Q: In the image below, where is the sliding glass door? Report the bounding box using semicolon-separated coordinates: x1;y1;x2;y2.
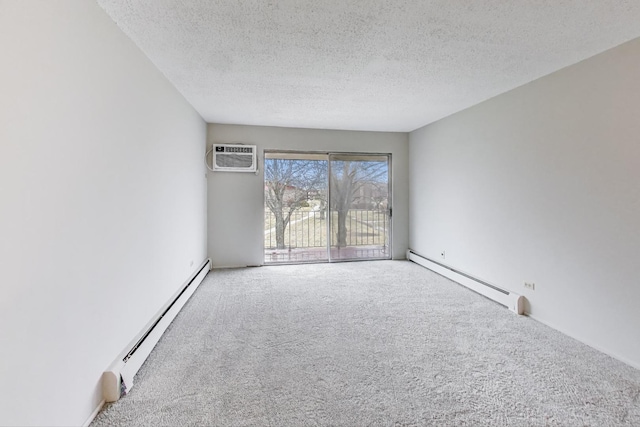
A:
264;152;391;264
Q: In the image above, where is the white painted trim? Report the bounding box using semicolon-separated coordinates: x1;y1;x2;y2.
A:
407;249;524;315
103;258;211;402
211;264;251;269
82;399;105;427
526;313;640;371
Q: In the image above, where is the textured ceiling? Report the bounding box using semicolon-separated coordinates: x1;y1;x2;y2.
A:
97;1;640;132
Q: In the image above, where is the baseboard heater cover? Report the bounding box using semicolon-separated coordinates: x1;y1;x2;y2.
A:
102;258;211;402
406;250;524;315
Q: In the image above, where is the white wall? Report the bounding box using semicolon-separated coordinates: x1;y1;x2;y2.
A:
208;124;409;267
0;2;207;425
409;38;640;368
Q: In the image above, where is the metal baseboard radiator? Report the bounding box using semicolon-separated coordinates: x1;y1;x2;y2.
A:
406;250;524;315
102;258;211;402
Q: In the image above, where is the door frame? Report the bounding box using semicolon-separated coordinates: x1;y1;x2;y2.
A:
327;152;392;262
263;150;392;264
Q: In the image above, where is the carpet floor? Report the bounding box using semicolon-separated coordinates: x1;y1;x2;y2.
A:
92;260;640;426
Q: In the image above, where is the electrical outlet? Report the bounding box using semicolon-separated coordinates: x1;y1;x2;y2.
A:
524;282;535;291
440;250;446;259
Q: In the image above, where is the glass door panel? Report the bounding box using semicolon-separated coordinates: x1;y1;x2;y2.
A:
328;154;391;261
264;152;328;263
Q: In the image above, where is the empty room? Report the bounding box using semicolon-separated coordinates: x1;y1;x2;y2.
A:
1;1;640;426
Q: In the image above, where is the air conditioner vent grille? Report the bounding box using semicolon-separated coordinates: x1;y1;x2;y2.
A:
215;153;253;169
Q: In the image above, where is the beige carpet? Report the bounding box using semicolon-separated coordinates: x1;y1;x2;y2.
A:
92;260;640;426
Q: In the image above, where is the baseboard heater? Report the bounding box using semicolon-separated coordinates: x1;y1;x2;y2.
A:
406;250;524;315
102;258;211;402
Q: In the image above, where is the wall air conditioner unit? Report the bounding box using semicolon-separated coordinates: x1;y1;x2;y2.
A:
212;144;257;172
